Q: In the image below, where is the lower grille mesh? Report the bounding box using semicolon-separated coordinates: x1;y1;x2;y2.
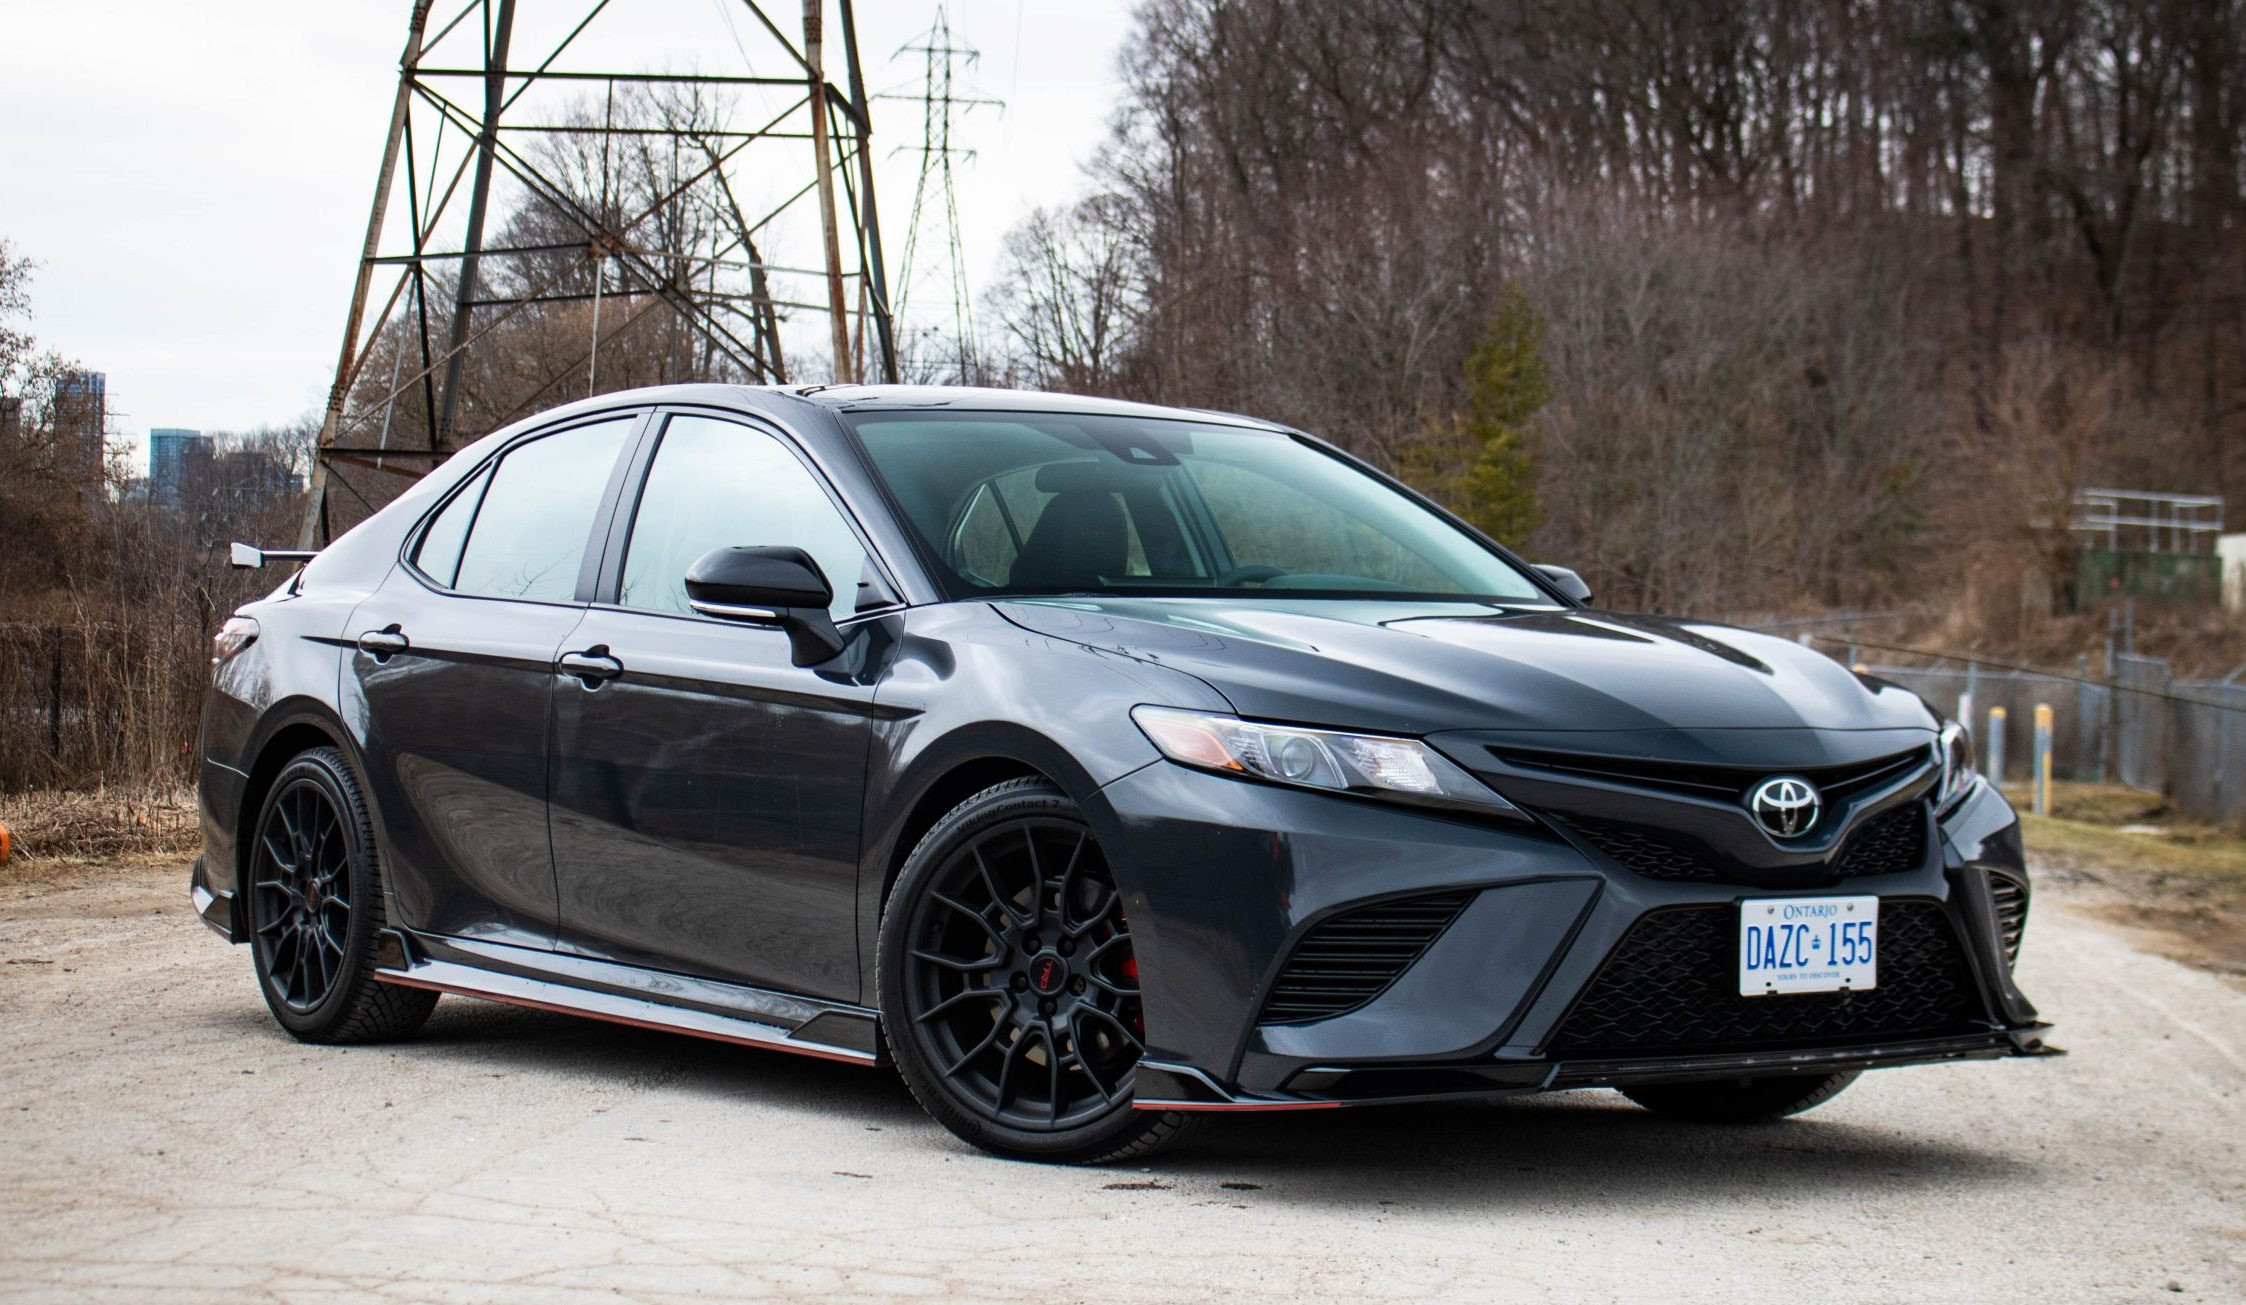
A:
1989;875;2028;966
1548;900;1986;1058
1258;892;1473;1025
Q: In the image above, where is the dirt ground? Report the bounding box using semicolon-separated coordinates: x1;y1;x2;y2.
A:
1;858;2241;1303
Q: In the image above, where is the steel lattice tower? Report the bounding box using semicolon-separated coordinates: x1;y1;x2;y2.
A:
300;0;898;545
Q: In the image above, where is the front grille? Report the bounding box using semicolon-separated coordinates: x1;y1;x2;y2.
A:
1258;892;1473;1025
1548;814;1721;881
1551;801;1929;883
1495;746;1929;805
1829;804;1928;878
1990;874;2028;966
1547;900;1986;1058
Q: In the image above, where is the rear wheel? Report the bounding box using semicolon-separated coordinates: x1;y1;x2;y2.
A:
1621;1070;1859;1123
877;778;1193;1163
247;746;437;1043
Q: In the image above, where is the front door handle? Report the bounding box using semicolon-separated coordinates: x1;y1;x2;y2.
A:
356;625;409;661
557;646;624;685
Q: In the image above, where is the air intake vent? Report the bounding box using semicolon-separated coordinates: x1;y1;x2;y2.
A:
1257;892;1473;1025
1989;874;2028;966
1547;900;1986;1058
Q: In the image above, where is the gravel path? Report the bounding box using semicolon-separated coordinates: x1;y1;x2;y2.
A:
1;861;2240;1303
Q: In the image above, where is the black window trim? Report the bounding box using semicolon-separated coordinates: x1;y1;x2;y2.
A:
589;404;909;629
398;406;655;608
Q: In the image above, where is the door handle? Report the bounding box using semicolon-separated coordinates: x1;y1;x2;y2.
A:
558;647;624;685
356;626;409;661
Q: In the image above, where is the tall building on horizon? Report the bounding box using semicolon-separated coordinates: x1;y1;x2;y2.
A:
149;427;211;507
53;370;107;487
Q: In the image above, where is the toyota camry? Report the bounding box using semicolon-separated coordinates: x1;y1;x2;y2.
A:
195;384;2054;1162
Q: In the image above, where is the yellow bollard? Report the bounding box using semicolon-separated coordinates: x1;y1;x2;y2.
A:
1986;706;2008;784
2032;703;2054;815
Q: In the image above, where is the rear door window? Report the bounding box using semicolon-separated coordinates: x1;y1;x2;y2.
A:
443;416;636;601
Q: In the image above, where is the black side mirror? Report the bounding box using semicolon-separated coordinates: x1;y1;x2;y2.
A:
1533;563;1593;605
684;546;846;665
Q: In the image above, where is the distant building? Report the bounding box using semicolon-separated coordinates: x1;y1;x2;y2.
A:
52;370;107;486
148;428;211;507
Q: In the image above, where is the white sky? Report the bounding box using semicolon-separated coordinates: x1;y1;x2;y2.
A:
0;0;1134;464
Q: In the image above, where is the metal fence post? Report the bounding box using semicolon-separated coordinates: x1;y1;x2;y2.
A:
2033;703;2054;816
1986;706;2007;784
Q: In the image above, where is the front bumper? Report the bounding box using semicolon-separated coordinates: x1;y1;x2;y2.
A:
1087;763;2053;1109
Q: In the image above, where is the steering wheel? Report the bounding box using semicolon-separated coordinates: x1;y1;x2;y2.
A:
1212;564;1287;587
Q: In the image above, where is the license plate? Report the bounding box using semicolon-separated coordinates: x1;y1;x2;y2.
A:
1739;896;1878;996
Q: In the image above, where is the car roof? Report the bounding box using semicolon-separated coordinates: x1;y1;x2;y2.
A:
460;383;1288;448
775;383;1283;431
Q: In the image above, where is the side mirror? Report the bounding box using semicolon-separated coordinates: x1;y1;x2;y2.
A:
1533;563;1593;605
684;546;846;665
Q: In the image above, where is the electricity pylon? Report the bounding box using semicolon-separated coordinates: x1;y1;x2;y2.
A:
300;0;898;545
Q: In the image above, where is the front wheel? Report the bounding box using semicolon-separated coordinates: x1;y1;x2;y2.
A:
1621;1070;1859;1123
876;778;1194;1163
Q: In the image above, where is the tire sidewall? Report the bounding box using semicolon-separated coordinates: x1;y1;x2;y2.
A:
876;778;1163;1161
249;747;383;1037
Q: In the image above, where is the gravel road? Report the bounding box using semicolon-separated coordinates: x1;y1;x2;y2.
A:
1;860;2240;1303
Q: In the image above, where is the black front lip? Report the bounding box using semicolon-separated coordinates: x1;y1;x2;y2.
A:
1136;1027;2061;1111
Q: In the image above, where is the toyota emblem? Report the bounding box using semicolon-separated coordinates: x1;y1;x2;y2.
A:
1748;776;1821;838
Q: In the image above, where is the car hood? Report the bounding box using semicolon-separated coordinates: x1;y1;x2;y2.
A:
992;597;1935;739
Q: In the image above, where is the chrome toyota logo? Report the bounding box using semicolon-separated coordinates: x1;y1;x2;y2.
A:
1748;776;1821;838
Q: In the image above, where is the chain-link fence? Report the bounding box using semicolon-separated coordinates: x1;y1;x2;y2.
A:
1864;654;2246;826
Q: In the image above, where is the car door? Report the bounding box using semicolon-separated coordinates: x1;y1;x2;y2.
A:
548;410;897;1001
345;411;644;945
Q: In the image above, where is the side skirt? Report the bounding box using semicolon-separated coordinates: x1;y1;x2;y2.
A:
371;929;881;1067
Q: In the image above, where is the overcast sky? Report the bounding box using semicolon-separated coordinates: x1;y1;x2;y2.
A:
0;1;1133;463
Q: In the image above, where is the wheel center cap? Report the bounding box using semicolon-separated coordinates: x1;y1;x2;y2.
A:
1027;951;1066;997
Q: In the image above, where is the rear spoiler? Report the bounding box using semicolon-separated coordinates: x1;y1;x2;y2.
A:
229;542;320;570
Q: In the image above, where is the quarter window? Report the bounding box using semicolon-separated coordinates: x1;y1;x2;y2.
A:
443;416;636;601
411;466;490;589
618;414;872;621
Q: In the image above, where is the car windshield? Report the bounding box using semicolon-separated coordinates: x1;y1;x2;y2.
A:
844;411;1549;603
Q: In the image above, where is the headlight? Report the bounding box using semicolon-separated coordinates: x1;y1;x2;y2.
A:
1937;719;1977;809
1131;706;1523;818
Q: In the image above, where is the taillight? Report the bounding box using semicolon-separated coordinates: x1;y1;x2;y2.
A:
212;616;260;670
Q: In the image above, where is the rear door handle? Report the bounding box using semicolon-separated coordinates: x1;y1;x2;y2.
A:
557;647;624;685
356;626;409;661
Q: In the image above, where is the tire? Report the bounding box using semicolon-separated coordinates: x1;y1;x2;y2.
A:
876;777;1196;1164
245;746;437;1044
1621;1070;1860;1123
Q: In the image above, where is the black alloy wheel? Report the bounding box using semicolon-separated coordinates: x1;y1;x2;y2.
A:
247;747;438;1042
251;775;353;1011
879;778;1193;1162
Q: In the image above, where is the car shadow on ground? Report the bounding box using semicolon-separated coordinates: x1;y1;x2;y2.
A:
225;994;2036;1211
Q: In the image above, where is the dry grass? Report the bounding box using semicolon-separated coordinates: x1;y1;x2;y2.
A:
2008;781;2246;978
0;785;198;869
